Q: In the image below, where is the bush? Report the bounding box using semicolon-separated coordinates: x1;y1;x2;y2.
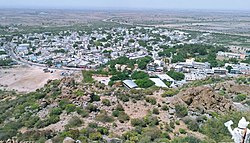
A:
97;127;109;135
65;104;76;114
175;120;180;125
179;128;187;134
76;107;89;118
50;107;62;116
59;99;70;110
96;111;114;123
145;97;157;105
118;112;130;123
234;94;247;102
131;118;146;127
66;116;83;128
61;129;80;140
141;127;161;141
162;89;178;97
116;104;124;111
90;94;100;102
170;121;175;129
152;108;159;115
175;104;188;117
183;117;199;131
161;105;169;111
74;90;84;96
112;110;120;117
89;132;102;141
102;99;111;106
118;94;130;102
47;115;60;125
144;115;159;126
86;103;98;112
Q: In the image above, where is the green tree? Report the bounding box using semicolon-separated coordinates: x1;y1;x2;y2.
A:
226;66;233;73
167;70;185;81
131;71;149;80
135;79;154;88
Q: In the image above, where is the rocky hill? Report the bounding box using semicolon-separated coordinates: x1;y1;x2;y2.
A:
0;76;249;143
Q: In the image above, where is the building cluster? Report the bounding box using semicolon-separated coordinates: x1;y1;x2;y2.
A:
3;26;194;69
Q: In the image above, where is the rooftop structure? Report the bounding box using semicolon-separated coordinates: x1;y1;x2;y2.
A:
123;80;138;89
149;78;168;88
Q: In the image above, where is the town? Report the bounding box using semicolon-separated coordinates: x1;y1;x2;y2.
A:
0;26;249;89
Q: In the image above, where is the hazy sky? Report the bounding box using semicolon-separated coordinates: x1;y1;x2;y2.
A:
0;0;249;10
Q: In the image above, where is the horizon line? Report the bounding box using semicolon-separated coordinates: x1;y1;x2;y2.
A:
0;6;250;12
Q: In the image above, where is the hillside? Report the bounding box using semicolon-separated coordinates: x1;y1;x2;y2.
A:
0;74;249;143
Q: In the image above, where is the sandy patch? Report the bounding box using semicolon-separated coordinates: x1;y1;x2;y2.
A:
0;66;63;92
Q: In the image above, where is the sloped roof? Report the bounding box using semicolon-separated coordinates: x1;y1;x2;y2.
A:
149;78;168;88
123;80;138;89
157;74;175;82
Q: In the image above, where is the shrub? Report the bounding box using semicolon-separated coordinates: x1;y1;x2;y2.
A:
245;100;250;106
74;90;84;96
118;112;130;123
141;127;161;141
170;121;175;129
89;132;102;141
47;115;60;125
179;128;187;134
90;94;100;102
66;116;83;128
86;103;98;113
234;94;247;102
61;129;80;140
116;104;124;111
183;117;199;131
59;99;70;110
161;105;169;111
162;89;178;97
131;118;146;127
112;110;120;117
175;104;188;117
145;97;157;105
97;127;109;135
144;115;159;126
118;94;130;102
152;108;159;115
65;104;76;114
96;111;114;123
50;107;62;116
175;120;180;125
102;99;111;106
76;107;89;118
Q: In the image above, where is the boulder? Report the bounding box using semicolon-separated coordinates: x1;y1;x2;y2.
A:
63;137;75;143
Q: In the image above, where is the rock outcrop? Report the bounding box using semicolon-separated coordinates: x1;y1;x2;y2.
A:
172;86;235;114
63;137;75;143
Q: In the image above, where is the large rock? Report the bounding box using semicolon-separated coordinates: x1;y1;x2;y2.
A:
172;86;235;114
63;137;75;143
45;139;53;143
